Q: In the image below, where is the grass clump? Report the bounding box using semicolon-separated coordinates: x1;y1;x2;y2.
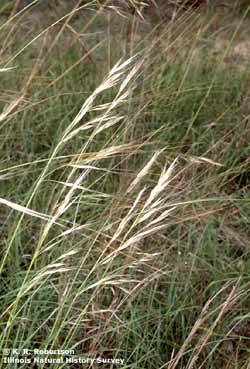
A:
0;1;250;368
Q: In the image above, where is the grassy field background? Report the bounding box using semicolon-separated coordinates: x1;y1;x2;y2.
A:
0;1;250;368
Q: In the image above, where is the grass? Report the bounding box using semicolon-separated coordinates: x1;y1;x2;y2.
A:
0;1;250;368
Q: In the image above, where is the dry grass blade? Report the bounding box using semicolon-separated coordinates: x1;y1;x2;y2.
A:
0;67;16;72
145;206;176;227
103;223;168;258
127;149;164;192
0;93;25;123
0;51;40;124
23;265;73;295
186;284;242;369
189;156;224;166
144;158;178;209
109;187;146;245
167;282;241;369
0;197;53;222
62;115;124;143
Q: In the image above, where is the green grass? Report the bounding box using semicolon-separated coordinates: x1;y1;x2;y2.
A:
0;2;250;369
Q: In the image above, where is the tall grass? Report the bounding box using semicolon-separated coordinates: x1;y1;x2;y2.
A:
0;1;250;368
